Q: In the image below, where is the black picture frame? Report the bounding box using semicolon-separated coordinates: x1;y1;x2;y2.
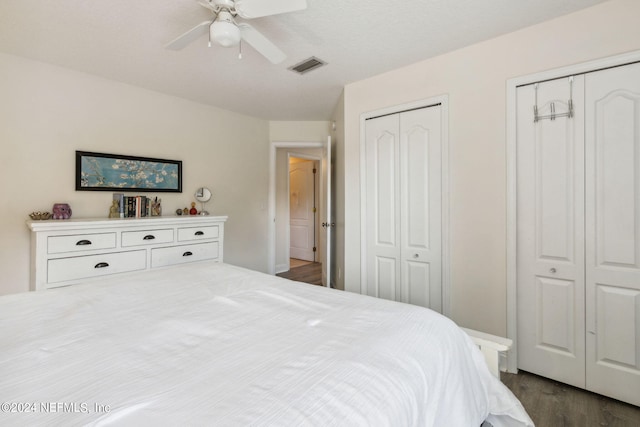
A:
75;151;182;193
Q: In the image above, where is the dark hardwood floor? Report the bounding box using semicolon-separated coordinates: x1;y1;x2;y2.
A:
502;370;640;426
276;262;323;286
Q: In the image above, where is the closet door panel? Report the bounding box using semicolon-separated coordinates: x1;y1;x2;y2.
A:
365;114;401;299
595;93;638;267
404;261;430;307
375;256;398;301
516;76;586;388
400;106;442;311
585;62;640;406
537;120;577;262
594;285;639;367
536;277;578;355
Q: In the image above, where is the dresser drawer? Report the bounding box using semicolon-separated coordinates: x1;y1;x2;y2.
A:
48;233;117;254
122;229;174;247
47;250;146;285
151;242;219;268
177;225;219;242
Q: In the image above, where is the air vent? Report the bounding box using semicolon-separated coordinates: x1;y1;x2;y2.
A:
289;57;327;75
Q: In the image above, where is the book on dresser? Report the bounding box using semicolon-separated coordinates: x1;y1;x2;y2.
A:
27;215;227;291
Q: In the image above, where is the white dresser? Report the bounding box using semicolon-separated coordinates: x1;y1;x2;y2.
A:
27;215;227;290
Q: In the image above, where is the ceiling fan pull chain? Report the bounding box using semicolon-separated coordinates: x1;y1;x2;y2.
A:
238;40;243;59
208;22;212;47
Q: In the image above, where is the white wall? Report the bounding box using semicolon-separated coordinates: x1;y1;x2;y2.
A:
341;0;640;335
0;53;270;295
269;121;330;143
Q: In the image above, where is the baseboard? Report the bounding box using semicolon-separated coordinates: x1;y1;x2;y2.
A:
275;263;289;274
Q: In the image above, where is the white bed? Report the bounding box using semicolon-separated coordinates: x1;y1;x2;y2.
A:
0;262;532;426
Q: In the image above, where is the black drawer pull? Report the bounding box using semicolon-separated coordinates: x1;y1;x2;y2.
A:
143;235;156;240
182;251;193;257
76;239;92;246
94;262;109;269
194;231;204;236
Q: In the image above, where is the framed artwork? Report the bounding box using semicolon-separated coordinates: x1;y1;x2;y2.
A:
76;151;182;192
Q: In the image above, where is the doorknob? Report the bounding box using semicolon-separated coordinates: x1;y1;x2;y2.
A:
550;268;557;273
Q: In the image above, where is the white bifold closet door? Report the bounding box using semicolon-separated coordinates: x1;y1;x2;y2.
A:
517;62;640;406
364;105;442;312
516;75;587;389
584;64;640;405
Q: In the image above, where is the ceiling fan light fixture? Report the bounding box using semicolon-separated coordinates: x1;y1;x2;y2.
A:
210;12;241;47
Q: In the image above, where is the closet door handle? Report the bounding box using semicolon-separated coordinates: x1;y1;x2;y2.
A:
94;262;109;269
194;231;204;236
76;239;92;246
143;235;156;240
550;268;557;274
183;251;193;257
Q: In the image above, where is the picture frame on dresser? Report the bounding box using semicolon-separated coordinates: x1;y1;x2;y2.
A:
76;151;182;192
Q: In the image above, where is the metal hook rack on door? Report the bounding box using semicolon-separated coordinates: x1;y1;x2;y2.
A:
533;76;575;122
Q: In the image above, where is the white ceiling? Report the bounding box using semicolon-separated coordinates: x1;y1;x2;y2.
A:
0;0;607;120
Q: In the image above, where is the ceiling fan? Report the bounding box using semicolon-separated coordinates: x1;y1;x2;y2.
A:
166;0;307;64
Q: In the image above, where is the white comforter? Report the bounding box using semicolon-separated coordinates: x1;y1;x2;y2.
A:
0;262;532;426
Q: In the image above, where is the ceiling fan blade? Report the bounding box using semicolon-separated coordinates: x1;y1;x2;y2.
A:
235;0;307;19
197;0;217;12
238;23;286;64
165;21;212;50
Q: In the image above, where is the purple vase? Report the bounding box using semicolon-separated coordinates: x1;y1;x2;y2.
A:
52;203;72;220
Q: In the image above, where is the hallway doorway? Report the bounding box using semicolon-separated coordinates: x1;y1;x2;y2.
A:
268;140;333;288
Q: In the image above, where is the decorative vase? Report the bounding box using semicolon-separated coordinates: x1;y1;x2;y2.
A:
52;203;72;220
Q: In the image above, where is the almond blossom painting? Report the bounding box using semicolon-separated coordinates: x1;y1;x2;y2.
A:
76;151;182;192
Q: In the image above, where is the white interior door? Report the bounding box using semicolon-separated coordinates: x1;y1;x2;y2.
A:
321;136;332;287
364;105;442;310
289;159;315;261
584;62;640;406
516;76;587;388
365;113;400;300
400;107;442;311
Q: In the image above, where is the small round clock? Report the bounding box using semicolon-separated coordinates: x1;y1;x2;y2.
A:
195;187;212;215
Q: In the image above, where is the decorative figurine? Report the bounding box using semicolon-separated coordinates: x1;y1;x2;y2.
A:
183;207;189;215
151;198;162;216
189;202;198;215
176;208;183;216
52;203;72;220
108;200;119;218
28;211;51;220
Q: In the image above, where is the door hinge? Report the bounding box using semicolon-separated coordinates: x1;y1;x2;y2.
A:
313;247;317;252
313;168;317;174
313;207;316;213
